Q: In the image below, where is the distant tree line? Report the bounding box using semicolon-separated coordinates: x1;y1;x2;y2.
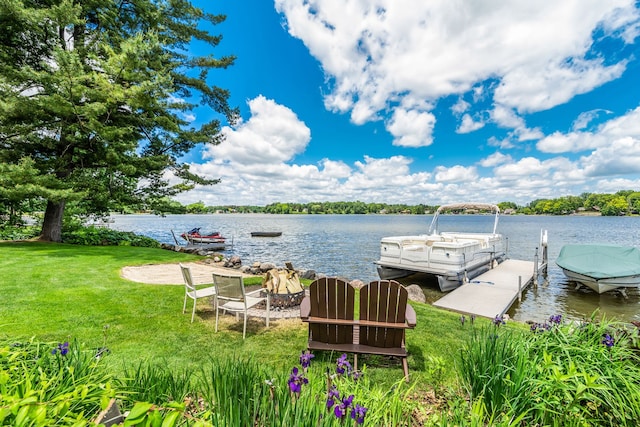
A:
3;190;640;227
137;189;639;216
517;190;640;216
128;199;434;215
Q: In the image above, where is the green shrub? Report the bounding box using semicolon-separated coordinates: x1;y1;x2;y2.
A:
121;362;195;406
118;352;414;426
457;324;530;418
455;314;640;426
0;225;40;241
0;339;114;425
62;226;160;248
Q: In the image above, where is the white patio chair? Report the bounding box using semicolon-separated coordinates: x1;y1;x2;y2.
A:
213;272;270;339
180;264;217;323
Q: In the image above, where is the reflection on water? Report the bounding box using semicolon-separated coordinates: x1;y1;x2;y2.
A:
512;268;640;324
111;213;640;323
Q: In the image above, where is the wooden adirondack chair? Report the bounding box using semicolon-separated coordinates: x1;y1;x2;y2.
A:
300;278;416;381
300;277;355;350
358;280;416;380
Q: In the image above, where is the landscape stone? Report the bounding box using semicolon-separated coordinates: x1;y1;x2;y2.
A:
259;262;276;272
406;284;426;303
300;269;316;280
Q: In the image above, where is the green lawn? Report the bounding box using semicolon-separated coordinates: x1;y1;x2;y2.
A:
0;241;486;390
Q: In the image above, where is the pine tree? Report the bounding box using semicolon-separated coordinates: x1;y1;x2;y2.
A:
0;0;238;241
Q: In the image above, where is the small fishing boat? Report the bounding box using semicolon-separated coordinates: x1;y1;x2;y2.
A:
180;228;226;244
376;203;507;291
250;231;282;237
556;244;640;295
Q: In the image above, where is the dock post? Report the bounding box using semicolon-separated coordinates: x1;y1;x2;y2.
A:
533;247;539;286
542;238;548;274
540;229;549;276
170;230;182;251
518;276;522;302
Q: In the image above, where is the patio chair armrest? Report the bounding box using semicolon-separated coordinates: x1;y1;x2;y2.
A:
405;304;417;328
299;296;310;320
245;288;266;298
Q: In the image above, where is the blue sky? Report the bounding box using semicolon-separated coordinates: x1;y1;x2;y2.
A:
175;0;640;206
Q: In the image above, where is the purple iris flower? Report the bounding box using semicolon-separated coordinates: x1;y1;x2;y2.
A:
326;385;340;410
531;322;552;333
336;353;352;375
333;394;354;419
300;350;314;370
287;367;308;395
351;403;368;424
493;315;506;327
602;333;615;348
52;342;69;356
549;314;562;325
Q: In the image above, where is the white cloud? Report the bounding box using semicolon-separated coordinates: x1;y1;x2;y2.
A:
472;86;485;103
595;178;640;193
275;0;637;143
457;113;485;134
491;105;523;129
538;106;640;153
451;98;470;115
434;165;478;183
537;131;588;153
601;4;640;43
479;152;512;168
490;105;543;141
493;157;548;180
494;59;626;113
172;1;640;208
487;136;516;150
572;109;611;131
386;108;436;147
204;95;311;164
180;99;445;205
353;155;412;177
581;137;640;176
319;159;352;179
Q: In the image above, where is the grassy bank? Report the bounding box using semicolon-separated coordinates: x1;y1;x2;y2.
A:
0;241;480;389
3;242;640;425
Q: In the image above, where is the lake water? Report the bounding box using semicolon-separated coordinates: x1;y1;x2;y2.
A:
110;213;640;324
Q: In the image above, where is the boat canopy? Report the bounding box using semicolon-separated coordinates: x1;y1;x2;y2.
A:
556;244;640;279
428;203;500;235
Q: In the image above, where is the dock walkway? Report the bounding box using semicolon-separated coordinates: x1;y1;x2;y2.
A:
432;259;536;319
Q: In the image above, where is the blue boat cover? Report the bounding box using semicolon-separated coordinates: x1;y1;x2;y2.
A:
556;244;640;279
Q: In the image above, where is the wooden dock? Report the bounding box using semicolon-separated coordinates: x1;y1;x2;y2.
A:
432;259;536;319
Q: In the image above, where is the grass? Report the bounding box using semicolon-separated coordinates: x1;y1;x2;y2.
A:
0;241;484;392
4;241;639;425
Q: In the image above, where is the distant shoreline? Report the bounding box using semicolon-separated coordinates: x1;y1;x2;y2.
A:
104;211;638;217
